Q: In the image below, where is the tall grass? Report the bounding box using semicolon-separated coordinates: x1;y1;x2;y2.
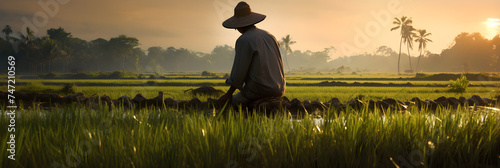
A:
1;105;499;167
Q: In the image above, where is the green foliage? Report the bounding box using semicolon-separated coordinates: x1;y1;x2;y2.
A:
2;73;498;167
201;71;216;76
16;82;80;95
109;71;125;79
60;83;77;94
66;73;95;79
17;82;57;93
41;72;57;79
1;107;498;167
138;74;146;79
447;74;470;93
415;73;427;78
335;65;351;73
6;72;498;102
146;80;157;86
5;25;500;73
148;73;166;79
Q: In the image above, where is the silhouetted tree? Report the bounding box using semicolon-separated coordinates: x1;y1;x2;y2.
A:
1;25;15;57
440;33;493;72
414;29;432;72
310;48;331;68
491;35;500;71
391;16;413;74
66;37;89;71
39;37;66;72
144;46;164;72
133;47;145;72
108;35;139;72
18;27;36;47
2;25;12;42
47;27;71;42
17;27;39;72
281;35;296;72
207;45;234;71
89;38;108;71
403;25;416;72
376;46;397;56
1;25;497;73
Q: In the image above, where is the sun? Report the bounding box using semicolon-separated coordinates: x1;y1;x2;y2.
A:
482;18;500;39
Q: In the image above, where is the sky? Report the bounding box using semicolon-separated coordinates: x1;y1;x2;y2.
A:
1;0;499;59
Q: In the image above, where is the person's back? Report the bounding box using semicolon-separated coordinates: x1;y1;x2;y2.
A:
229;28;285;100
231;27;285;101
218;1;286;105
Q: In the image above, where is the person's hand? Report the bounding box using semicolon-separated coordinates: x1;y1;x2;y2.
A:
219;86;236;106
218;93;232;105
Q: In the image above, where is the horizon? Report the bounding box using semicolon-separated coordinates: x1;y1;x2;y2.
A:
1;0;499;59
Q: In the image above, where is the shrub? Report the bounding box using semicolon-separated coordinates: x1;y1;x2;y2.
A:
146;81;157;86
149;72;167;79
18;82;55;93
60;83;77;94
415;73;426;78
70;73;94;79
20;75;40;79
184;85;224;96
109;71;125;79
44;72;57;79
201;71;216;76
448;74;470;93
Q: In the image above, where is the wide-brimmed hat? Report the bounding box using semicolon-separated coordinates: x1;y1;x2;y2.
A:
222;2;266;29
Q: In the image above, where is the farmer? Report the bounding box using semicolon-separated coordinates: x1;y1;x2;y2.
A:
218;1;286;106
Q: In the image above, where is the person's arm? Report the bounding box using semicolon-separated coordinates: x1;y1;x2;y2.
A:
218;86;236;105
225;37;253;89
218;37;253;105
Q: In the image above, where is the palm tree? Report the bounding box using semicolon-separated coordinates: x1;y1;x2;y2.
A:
403;25;416;72
281;35;296;72
18;27;36;47
2;25;12;42
414;29;432;72
391;16;413;74
18;27;39;72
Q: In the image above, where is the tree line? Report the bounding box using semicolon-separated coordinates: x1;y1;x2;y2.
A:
1;25;499;74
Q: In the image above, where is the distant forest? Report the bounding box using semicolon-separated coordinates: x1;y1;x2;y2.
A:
1;25;499;73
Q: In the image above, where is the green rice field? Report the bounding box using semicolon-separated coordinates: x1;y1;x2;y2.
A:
1;72;499;167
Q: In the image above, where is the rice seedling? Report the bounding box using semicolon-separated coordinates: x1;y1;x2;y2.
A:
1;104;498;167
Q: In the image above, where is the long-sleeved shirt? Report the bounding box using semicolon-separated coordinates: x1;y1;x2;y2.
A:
226;27;286;101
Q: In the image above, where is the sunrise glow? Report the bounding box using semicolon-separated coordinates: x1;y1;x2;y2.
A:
483;18;500;39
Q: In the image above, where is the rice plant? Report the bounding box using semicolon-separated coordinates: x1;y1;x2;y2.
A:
1;104;498;167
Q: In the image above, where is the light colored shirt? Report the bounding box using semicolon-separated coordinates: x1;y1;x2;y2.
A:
226;27;286;101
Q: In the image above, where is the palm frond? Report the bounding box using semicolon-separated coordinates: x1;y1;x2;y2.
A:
390;26;400;31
